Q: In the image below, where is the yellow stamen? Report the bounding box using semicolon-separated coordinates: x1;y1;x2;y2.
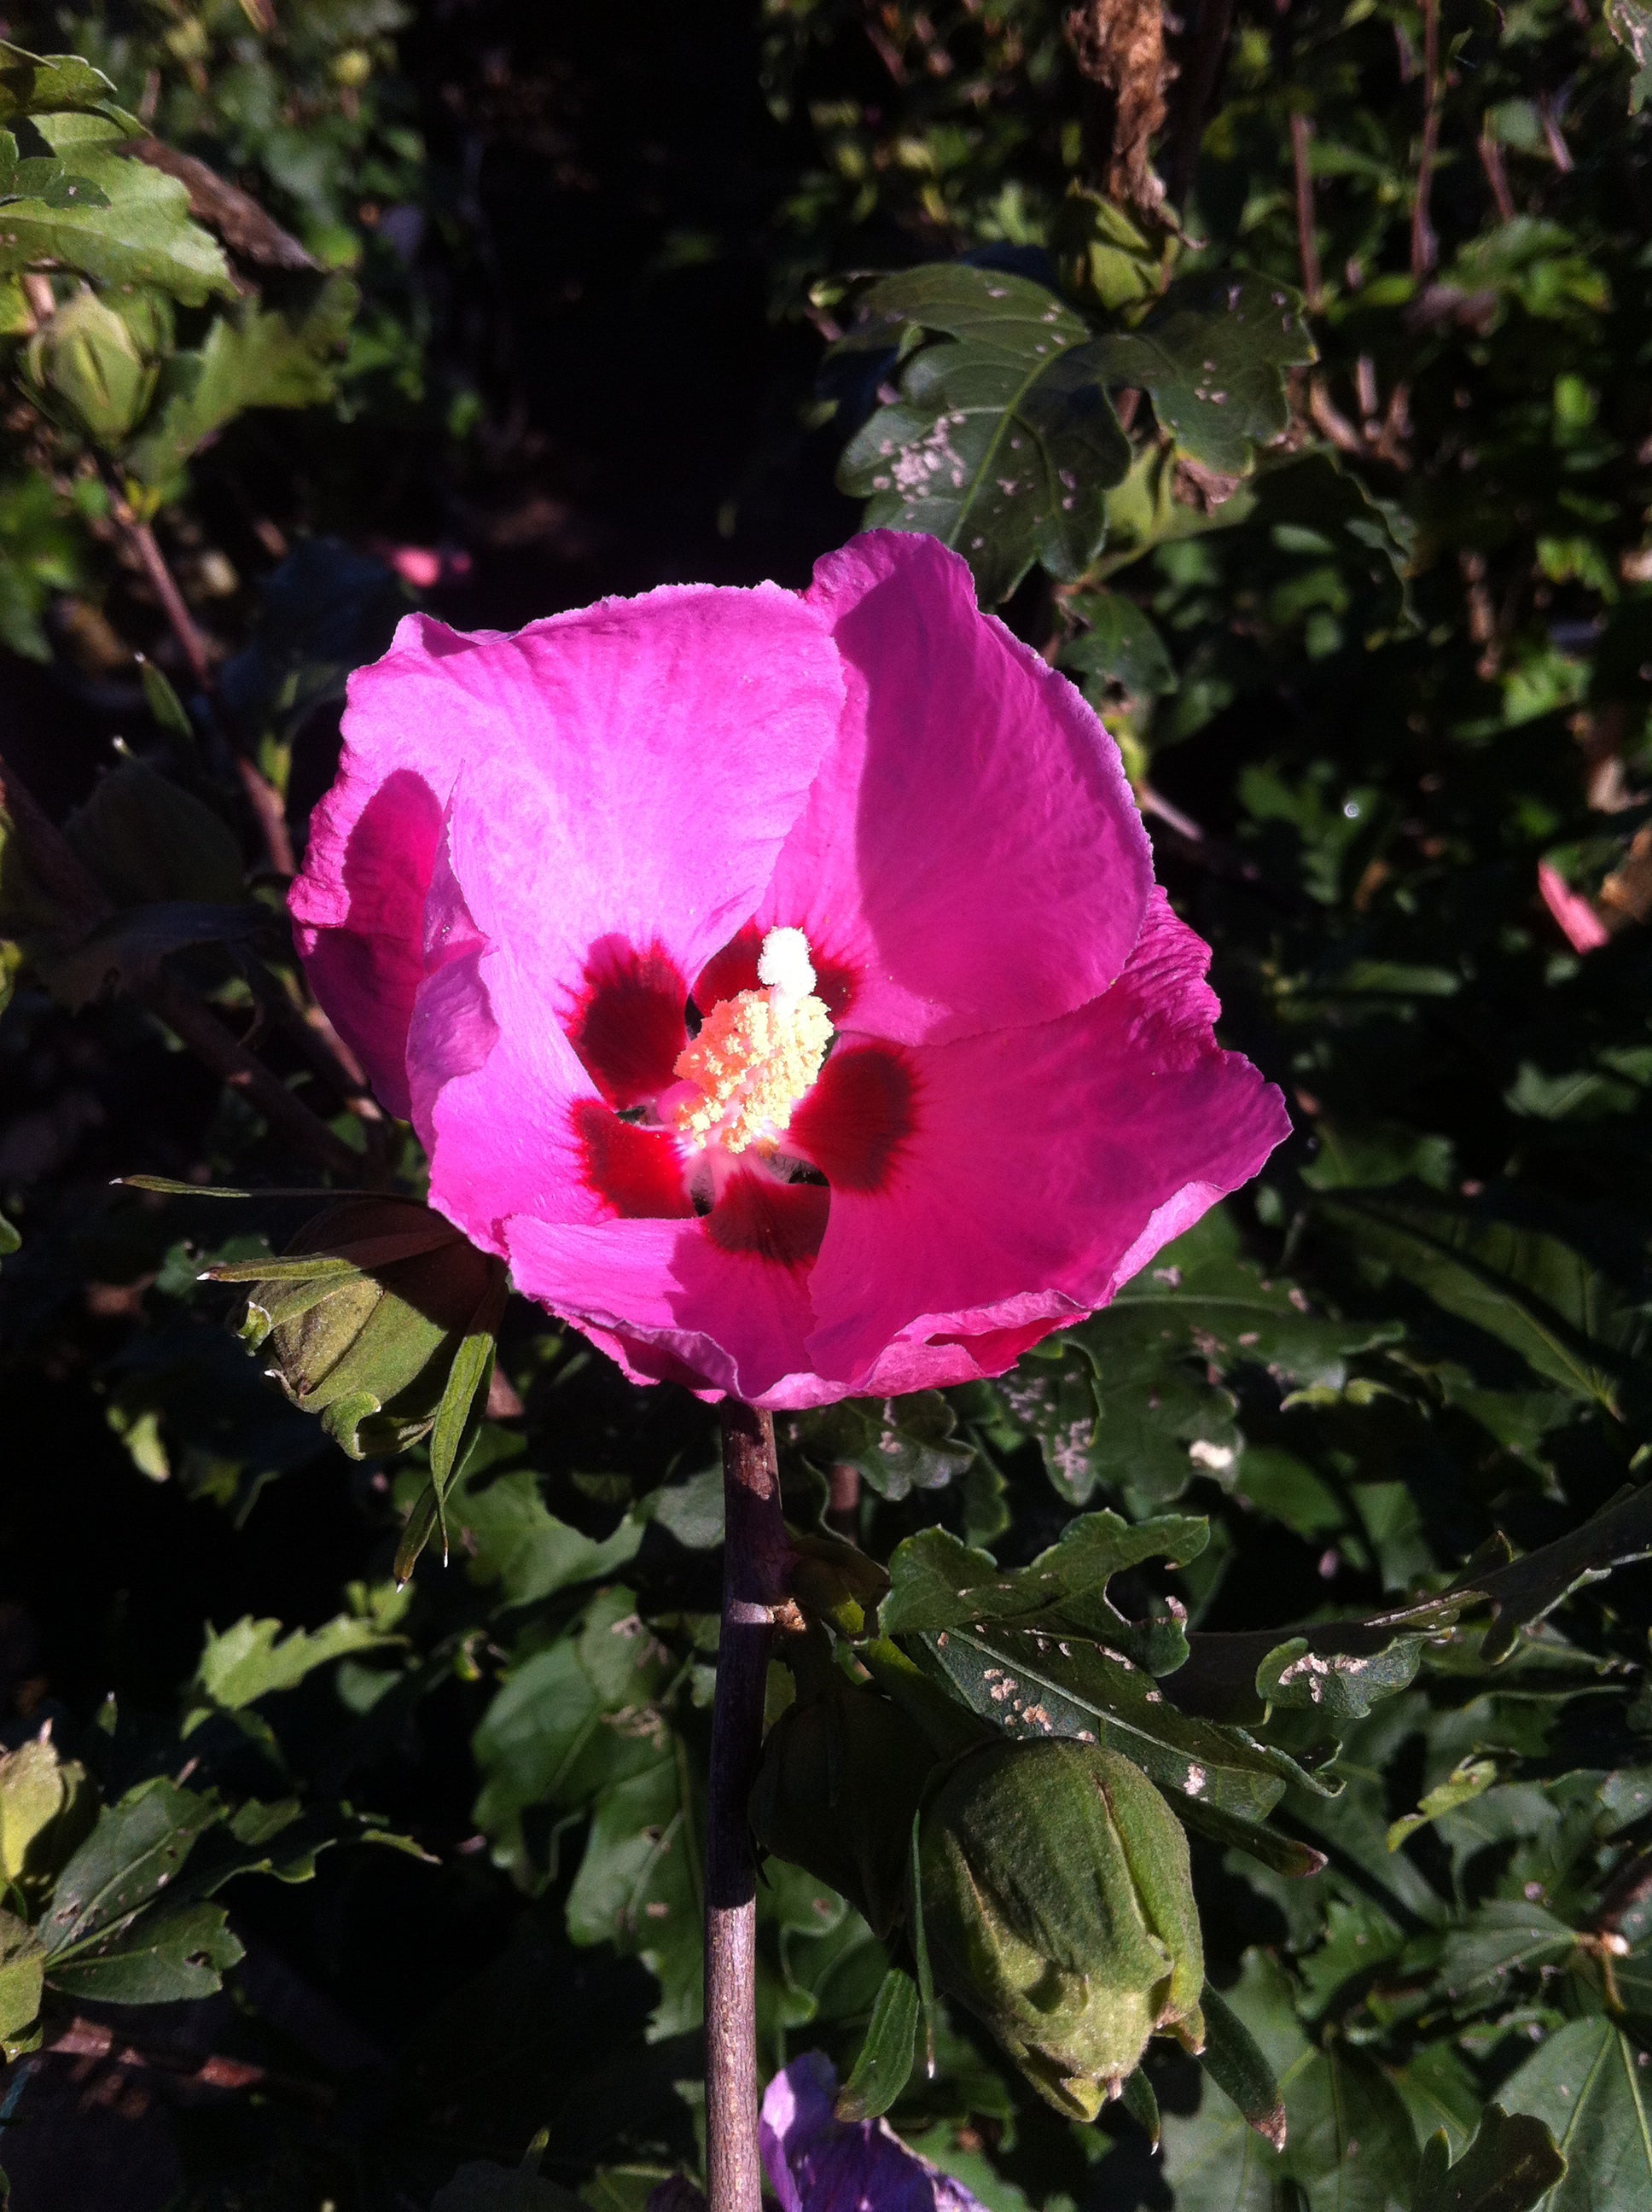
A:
669;929;832;1154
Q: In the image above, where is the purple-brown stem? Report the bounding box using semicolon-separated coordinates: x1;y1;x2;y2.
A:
1411;0;1441;278
706;1401;790;2212
111;492;297;879
1290;112;1323;309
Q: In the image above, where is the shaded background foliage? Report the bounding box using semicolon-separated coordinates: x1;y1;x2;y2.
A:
1;2;1651;2209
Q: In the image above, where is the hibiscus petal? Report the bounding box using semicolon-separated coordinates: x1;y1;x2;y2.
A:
802;891;1292;1391
760;2053;988;2212
291;585;843;1116
749;532;1155;1045
503;1203;823;1406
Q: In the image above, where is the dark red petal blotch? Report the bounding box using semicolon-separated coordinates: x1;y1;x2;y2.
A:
695;926;858;1024
567;937;689;1110
706;1168;829;1268
573;1101;694;1219
788;1041;917;1193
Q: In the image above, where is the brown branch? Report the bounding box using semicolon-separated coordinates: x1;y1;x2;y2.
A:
43;2014;332;2109
705;1403;791;2212
108;487;295;878
1411;0;1442;277
1479;129;1516;222
1290;112;1323;309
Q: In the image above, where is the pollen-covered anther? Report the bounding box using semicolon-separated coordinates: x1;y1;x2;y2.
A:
669;928;832;1154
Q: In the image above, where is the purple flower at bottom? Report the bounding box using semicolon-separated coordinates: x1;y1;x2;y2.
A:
760;2054;987;2212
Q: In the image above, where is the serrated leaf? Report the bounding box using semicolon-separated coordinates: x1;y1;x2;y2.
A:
1498;2017;1652;2212
791;1392;974;1502
45;1898;241;2003
1388;1759;1499;1851
565;1748;702;2035
190;1612;396;1713
0;43;126;122
125;275;358;489
1606;0;1652;112
1414;2105;1568;2212
472;1589;672;1883
1062;590;1176;698
41;1780;221;1956
0;117;232;304
0;1910;44;2044
1320;1193;1646;1414
908;1619;1293;1819
1091;276;1314;475
837;264;1130;602
1438;1900;1577;2005
1459;1487;1652;1663
450;1457;645;1610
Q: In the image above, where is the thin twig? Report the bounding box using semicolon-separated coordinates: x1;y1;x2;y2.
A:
1411;0;1441;277
1289;112;1323;309
1479;129;1515;222
706;1402;791;2212
42;2014;333;2109
108;486;296;877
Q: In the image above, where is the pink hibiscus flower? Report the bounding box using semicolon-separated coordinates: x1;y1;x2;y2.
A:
289;532;1288;1410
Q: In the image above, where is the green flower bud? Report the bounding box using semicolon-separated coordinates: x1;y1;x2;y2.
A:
914;1738;1204;2119
225;1198;507;1459
23;287;157;447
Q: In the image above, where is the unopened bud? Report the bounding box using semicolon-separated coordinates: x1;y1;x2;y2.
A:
23;287;157;447
914;1739;1204;2118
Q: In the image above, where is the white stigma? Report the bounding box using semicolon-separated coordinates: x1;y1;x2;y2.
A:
756;925;816;1009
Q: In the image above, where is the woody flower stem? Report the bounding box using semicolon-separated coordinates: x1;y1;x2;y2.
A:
706;1400;790;2212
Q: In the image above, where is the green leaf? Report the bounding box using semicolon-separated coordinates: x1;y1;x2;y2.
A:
137;655;192;738
1387;1759;1499;1851
0;43;128;123
1062;591;1176;698
41;1779;220;1956
790;1391;974;1502
1091;277;1314;476
565;1746;702;2034
0;1910;44;2046
1006;1208;1399;1512
836;264;1130;602
1413;2106;1568;2212
1319;1193;1646;1415
450;1457;645;1610
1498;2017;1652;2212
45;1898;241;2004
1285;2045;1418;2212
0;116;232;305
1438;1901;1578;2006
835;1963;920;2120
125;275;358;490
881;1511;1208;1643
190;1612;397;1713
431;2163;589;2212
1607;0;1652;112
472;1589;672;1883
1459;1487;1652;1663
1201;1985;1288;2150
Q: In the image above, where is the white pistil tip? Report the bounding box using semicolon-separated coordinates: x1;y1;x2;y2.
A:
757;925;816;1004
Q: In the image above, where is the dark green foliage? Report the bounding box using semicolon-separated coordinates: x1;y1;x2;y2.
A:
0;0;1651;2208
